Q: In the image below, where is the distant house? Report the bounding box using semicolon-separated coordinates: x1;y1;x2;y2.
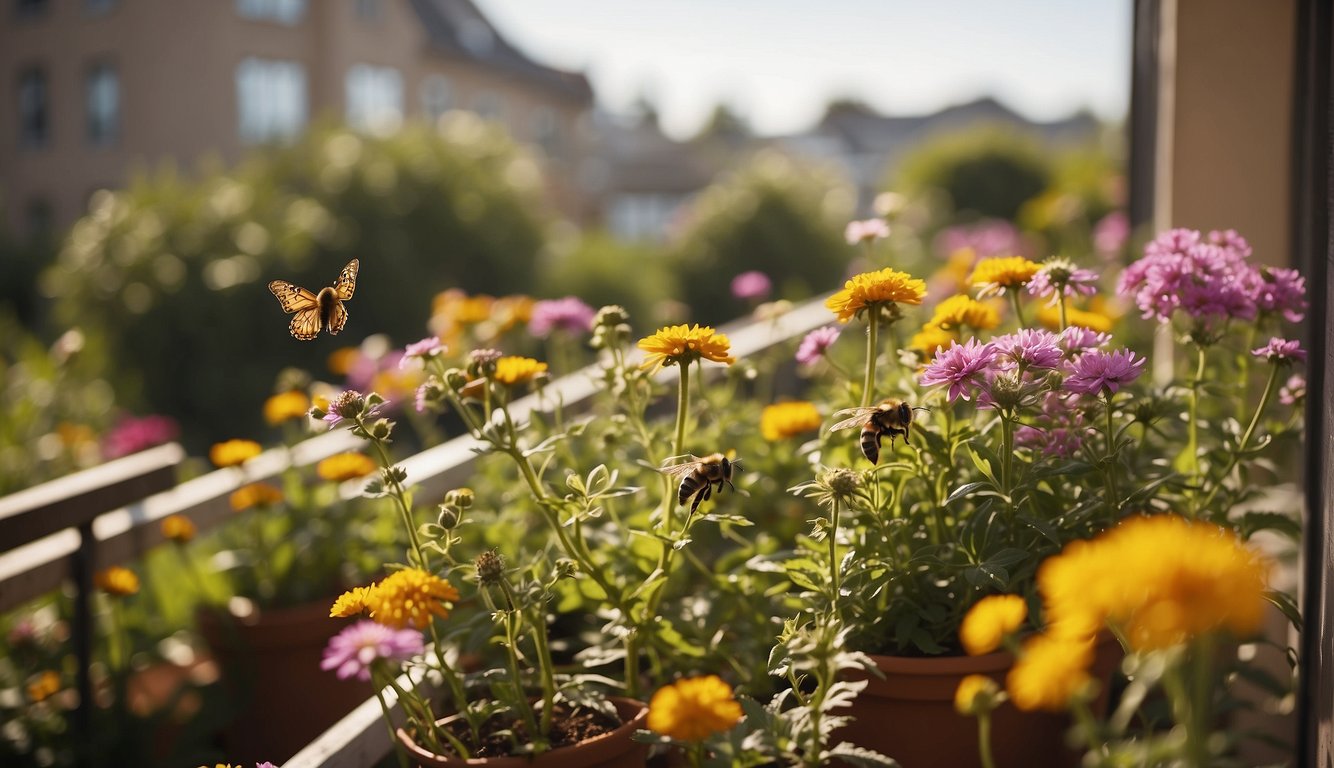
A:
0;0;593;236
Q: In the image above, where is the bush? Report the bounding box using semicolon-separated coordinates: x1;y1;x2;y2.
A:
894;125;1051;222
536;230;677;329
667;150;853;324
47;119;549;446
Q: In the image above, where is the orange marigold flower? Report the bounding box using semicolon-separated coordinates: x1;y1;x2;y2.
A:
1006;633;1094;712
637;325;735;372
970;256;1042;298
330;584;377;618
95;566;139;597
229;482;284;512
1037;303;1115;333
760;401;821;441
928;295;1000;332
364;569;461;629
27;670;60;703
960;594;1028;656
825;267;926;323
327;347;359;377
492;356;548;386
161;514;197;543
264;390;311;426
210;439;262;468
317;452;378;482
648;675;743;742
954;674;1000;715
908;324;958;359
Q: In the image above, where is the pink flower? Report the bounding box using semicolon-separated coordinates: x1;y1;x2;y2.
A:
321;620;423;681
257;763;278;768
1015;424;1082;459
796;326;840;366
934;219;1023;259
1119;227;1258;325
730;271;773;301
528;297;596;338
1063;349;1146;397
102;415;179;459
845;218;890;245
918;338;998;402
1093;211;1129;256
1253;267;1307;323
1058;327;1112;358
400;337;446;369
1280;374;1306;406
1251;337;1306;364
990;329;1064;371
1026;259;1099;305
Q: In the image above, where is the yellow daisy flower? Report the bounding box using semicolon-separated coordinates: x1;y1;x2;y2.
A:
825;267;926;323
637;325;736;371
953;674;999;716
229;482;284;512
1006;633;1094;712
647;675;743;742
960;594;1028;656
1037;303;1115;333
160;514;197;543
95;566;140;597
210;439;262;468
327;347;359;377
27;670;60;703
330;584;376;618
317;452;378;482
263;390;311;426
970;256;1041;298
492;356;548;386
364;568;461;629
928;295;1000;332
908;324;958;359
760;401;821;441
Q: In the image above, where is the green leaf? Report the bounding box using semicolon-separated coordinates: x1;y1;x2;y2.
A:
968;446;997;483
1236;511;1301;541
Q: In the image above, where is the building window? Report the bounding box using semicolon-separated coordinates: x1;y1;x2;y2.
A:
236;58;307;143
346;64;403;134
235;0;305;25
473;90;504;122
86;63;119;147
15;0;49;19
18;67;48;149
420;75;452;123
532;107;561;157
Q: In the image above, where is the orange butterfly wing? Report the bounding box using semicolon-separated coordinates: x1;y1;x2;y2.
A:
290;308;322;341
334;259;358;301
327;301;348;336
268;281;318;314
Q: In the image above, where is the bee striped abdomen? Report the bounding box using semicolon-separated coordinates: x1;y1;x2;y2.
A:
860;425;883;464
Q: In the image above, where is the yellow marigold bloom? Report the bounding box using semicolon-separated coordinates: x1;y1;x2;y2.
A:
161;514;197;543
494;294;535;330
492;356;549;386
364;568;461;629
970;256;1041;298
317;452;378;482
454;294;495;325
954;674;999;715
1037;303;1114;333
928;295;1000;332
95;566;140;597
637;325;736;371
825;267;926;323
264;390;311;426
229;482;284;512
647;675;743;742
960;594;1028;656
210;439;262;468
1006;632;1094;712
327;347;359;376
760;401;821;441
330;584;376;618
27;670;60;703
908;324;958;359
57;422;97;449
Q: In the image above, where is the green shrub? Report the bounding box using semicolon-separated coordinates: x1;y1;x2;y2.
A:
894;125;1052;222
536;230;677;328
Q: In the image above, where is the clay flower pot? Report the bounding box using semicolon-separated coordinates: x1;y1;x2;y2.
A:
837;636;1121;768
396;696;650;768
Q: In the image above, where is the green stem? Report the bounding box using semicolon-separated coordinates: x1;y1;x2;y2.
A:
862;310;880;407
1199;362;1282;516
828;497;841;615
525;592;558;741
373;670;411;768
674;361;691;458
1185;345;1207;490
1187;636;1216;767
359;419;428;568
1104;393;1119;520
688;741;705;768
497;585;544;750
1056;293;1068;331
976;711;996;768
1009;291;1026;328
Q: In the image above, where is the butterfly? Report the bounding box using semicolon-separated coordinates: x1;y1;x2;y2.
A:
268;259;359;341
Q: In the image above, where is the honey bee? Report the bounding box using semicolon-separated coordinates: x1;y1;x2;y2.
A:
829;399;929;464
268;259;358;341
659;453;742;514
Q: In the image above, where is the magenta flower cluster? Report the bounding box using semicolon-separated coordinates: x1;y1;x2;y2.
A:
528;297;597;338
321;620;424;681
400;336;446;368
102;414;180;459
730;271;773;301
934;219;1024;259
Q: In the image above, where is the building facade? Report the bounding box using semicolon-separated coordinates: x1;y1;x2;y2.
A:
0;0;593;236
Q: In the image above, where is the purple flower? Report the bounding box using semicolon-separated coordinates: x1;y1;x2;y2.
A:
1058;327;1112;358
991;329;1064;371
400;337;446;369
323;390;377;428
1015;424;1081;459
730;271;773;301
528;297;597;338
103;415;180;459
1251;337;1306;364
1026;258;1099;305
918;338;998;402
1253;267;1307;323
414;383;431;413
321;620;423;681
1280;374;1306;406
934;219;1023;259
1063;349;1146;397
1093;211;1129;257
845;218;891;245
257;763;278;768
796;326;840;366
1119;227;1259;324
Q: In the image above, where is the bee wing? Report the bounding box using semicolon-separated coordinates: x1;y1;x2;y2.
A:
269;281;318;314
828;407;877;432
658;454;705;478
290;307;322;341
327;300;349;336
334;259;359;301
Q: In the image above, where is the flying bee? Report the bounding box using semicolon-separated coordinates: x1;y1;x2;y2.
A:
659;453;742;514
829;399;929;464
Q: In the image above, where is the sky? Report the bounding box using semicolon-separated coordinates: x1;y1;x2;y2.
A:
476;0;1132;139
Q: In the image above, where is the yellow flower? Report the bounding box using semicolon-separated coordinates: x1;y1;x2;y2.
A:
317;452;378;482
970;256;1041;298
327;347;359;376
27;670;60;703
637;325;736;372
330;584;376;618
760;401;821;441
229;482;284;512
161;514;196;543
95;566;139;597
1006;633;1093;712
210;439;262;468
928;295;1000;332
953;674;999;715
647;675;743;742
908;324;958;359
493;294;535;331
264;390;311;426
56;422;97;449
1037;303;1114;333
959;594;1028;656
364;568;461;629
492;356;548;386
825;268;926;322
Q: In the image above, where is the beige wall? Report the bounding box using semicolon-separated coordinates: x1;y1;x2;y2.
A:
1160;0;1296;265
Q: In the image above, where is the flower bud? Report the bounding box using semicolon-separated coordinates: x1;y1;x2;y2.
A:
475;550;505;585
437;505;460;529
445;488;474;509
330;390;365;419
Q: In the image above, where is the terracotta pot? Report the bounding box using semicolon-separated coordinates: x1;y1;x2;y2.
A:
396;696;650;767
837;635;1121;768
198;601;372;763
